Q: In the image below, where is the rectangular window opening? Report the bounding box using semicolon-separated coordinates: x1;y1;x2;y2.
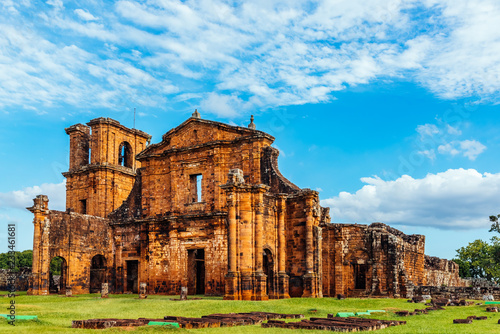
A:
80;199;87;214
190;174;202;203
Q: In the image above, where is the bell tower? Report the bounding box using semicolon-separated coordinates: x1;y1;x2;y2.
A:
63;117;151;217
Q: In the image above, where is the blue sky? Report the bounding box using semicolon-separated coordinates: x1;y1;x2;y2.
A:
1;0;500;259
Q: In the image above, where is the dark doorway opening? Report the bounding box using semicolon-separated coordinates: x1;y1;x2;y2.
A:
263;249;274;297
187;249;205;295
49;256;67;294
90;255;107;293
354;264;367;290
126;260;139;293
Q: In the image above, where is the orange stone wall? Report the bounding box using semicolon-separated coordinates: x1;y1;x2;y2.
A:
63;118;150;217
322;223;426;298
28;195;112;295
29;115;465;299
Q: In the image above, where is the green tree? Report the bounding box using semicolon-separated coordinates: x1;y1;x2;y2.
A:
453;237;500;282
490;214;500;234
0;250;33;271
50;257;63;275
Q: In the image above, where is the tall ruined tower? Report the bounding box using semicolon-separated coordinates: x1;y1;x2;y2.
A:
63;117;151;217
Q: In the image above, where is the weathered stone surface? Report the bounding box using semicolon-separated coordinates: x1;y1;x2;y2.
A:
414;285;500;300
453;319;472;324
180;287;188;300
262;316;406;332
139;282;147;299
73;312;304;329
0;268;30;291
425;256;467;288
101;283;108;298
483;294;494;301
29;116;469;299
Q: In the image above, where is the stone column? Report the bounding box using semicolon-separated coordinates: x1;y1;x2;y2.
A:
302;194;317;297
239;191;253;301
27;195;50;296
277;195;290;299
252;187;268;301
224;189;240;300
101;283;109;298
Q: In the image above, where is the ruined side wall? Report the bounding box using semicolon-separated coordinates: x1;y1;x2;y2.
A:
414;285;500;300
424;255;467;287
31;209;112;295
322;223;425;298
0;268;31;291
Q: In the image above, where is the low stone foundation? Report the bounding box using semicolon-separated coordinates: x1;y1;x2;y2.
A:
414;285;500;300
0;268;31;291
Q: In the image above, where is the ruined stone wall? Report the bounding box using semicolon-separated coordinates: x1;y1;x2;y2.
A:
138;216;227;296
414;285;500;300
138;122;273;218
64;118;150;217
0;268;31;291
424;255;467;287
322;223;425;298
284;191;322;298
65;167;137;217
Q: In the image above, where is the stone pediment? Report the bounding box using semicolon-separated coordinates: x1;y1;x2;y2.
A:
137;117;274;159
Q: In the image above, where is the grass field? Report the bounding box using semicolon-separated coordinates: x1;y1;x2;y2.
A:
1;292;500;333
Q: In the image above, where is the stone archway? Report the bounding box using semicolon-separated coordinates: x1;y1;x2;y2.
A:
90;255;107;293
49;256;67;294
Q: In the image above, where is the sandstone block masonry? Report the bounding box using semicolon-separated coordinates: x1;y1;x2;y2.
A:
28;113;464;299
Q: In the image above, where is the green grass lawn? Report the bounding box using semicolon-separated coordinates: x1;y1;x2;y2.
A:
1;291;500;333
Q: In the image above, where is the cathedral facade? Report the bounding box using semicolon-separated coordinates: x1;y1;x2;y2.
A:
28;113;464;299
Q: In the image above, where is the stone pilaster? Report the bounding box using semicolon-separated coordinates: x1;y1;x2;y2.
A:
277;195;289;299
252;187;268;301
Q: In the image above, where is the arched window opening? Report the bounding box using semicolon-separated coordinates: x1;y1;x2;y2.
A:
49;256;67;294
90;255;107;293
118;141;133;168
263;249;274;297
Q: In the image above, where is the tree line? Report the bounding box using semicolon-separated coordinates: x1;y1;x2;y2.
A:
452;215;500;283
0;250;33;271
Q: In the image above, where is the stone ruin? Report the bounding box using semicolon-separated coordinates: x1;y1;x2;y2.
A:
28;115;466;299
73;312;405;332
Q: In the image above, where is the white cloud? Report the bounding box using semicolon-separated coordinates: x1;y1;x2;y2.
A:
438;143;460;156
0;181;66;211
1;0;500;113
417;124;439;138
200;92;248;118
418;149;436;160
321;169;500;230
459;140;487;160
447;124;462;135
74;9;98;21
438;140;486;160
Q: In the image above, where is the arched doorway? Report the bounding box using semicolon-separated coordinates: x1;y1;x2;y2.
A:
263;249;274;298
90;255;107;293
49;256;67;294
